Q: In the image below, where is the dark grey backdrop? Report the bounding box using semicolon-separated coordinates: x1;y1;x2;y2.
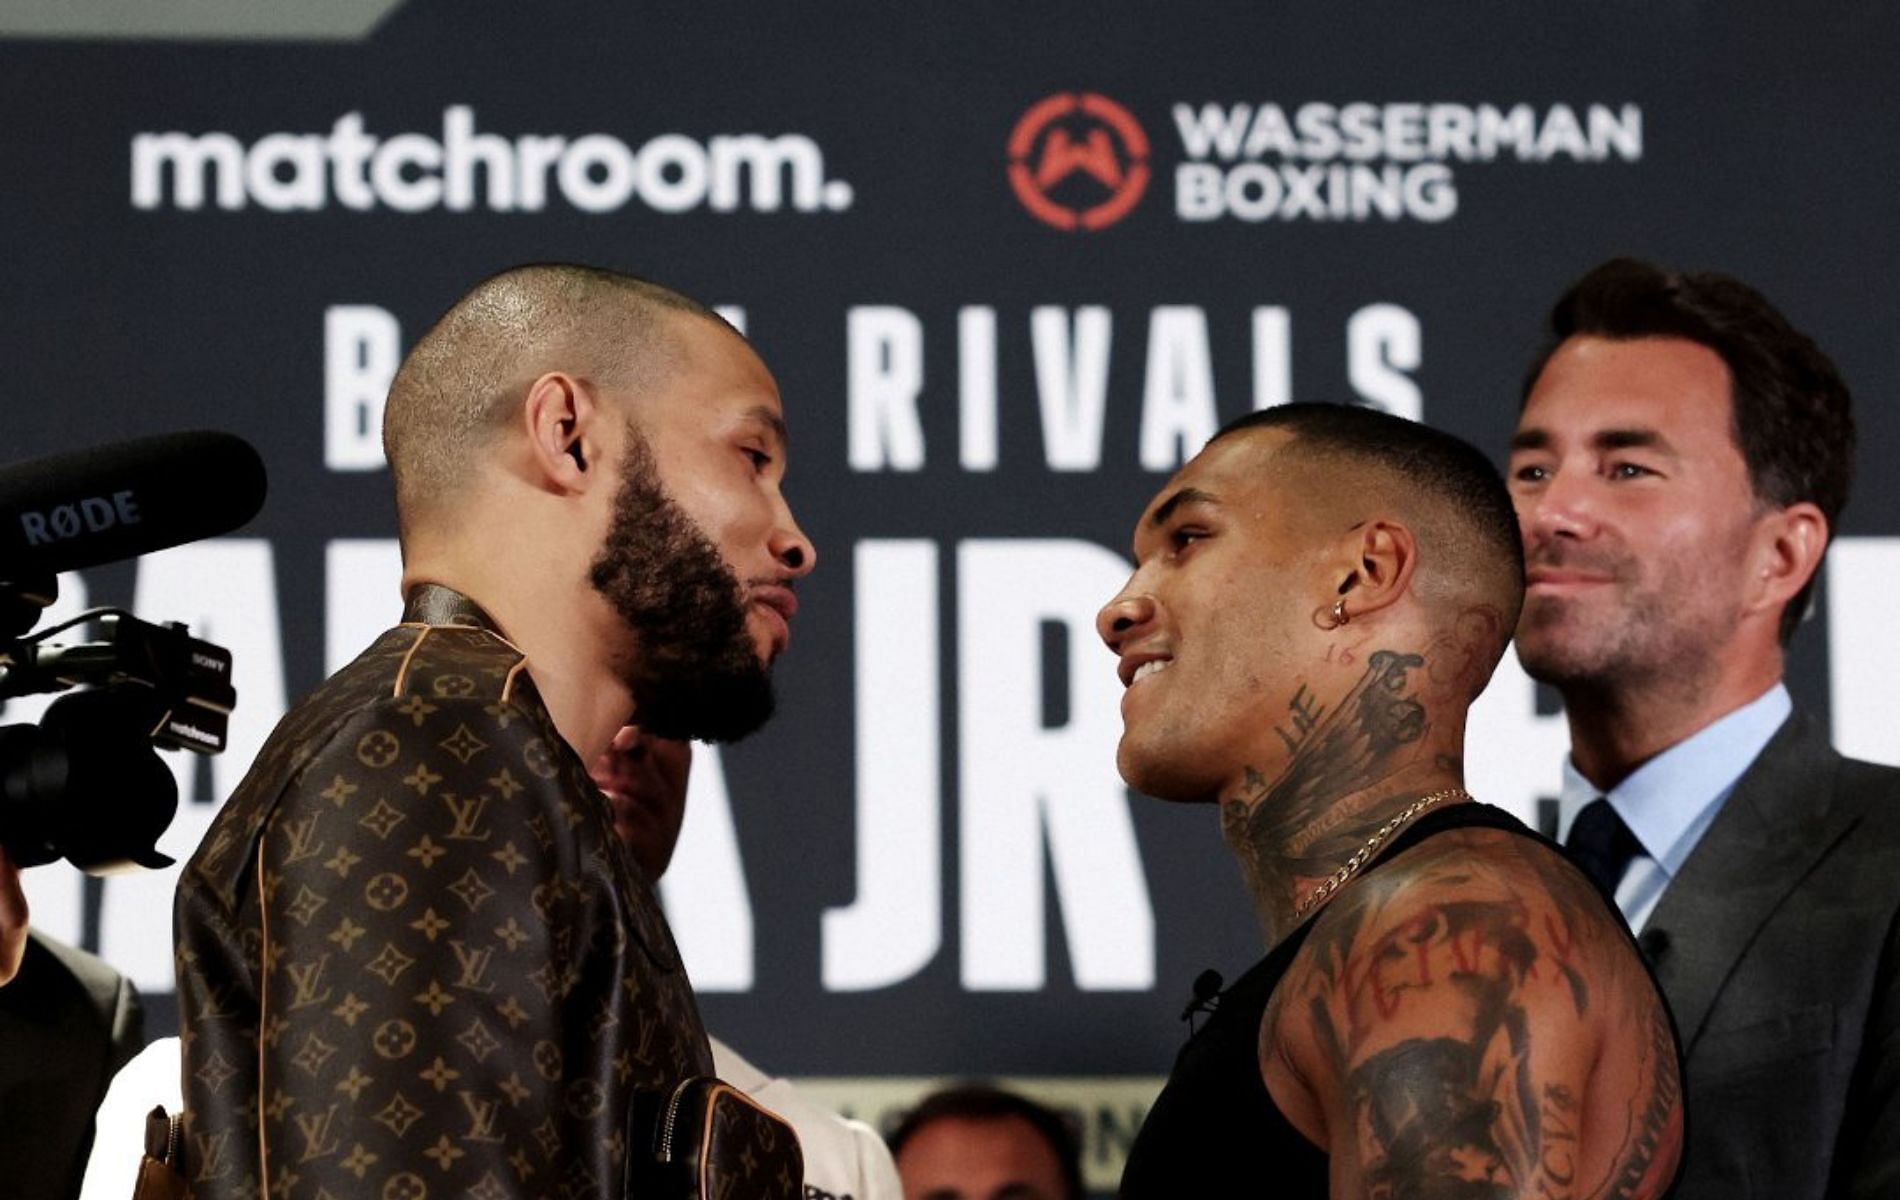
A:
0;2;1894;1085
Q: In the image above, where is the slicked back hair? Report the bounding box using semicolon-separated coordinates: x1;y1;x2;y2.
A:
1523;258;1855;644
887;1085;1084;1200
383;262;724;542
1210;402;1527;693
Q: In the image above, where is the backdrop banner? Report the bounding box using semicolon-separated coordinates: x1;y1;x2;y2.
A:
3;4;1897;1189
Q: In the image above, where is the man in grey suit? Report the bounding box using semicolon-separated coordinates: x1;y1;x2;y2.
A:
1507;257;1900;1198
0;853;146;1200
0;847;143;1200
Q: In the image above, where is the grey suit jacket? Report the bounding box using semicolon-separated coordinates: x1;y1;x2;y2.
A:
0;931;144;1200
1642;711;1900;1199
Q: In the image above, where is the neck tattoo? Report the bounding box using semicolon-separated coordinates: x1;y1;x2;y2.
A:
1292;786;1471;921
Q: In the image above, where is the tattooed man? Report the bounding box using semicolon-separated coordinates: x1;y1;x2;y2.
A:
1512;260;1900;1197
176;265;816;1197
1107;403;1682;1199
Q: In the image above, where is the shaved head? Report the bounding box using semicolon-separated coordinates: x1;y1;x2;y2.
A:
1213;404;1526;696
383;263;726;540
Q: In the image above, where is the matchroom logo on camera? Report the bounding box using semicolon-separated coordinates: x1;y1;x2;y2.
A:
1006;92;1643;229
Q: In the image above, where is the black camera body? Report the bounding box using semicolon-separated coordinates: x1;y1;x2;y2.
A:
0;608;238;874
0;431;265;875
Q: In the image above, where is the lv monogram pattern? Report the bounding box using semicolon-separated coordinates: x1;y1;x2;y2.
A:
177;610;712;1199
700;1089;802;1200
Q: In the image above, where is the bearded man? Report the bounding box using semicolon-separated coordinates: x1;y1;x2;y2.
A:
175;264;815;1198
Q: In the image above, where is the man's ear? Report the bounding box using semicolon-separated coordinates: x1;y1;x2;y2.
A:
1747;501;1828;618
1331;519;1417;621
521;371;609;494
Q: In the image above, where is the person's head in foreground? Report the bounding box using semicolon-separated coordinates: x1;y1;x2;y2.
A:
889;1085;1083;1200
1509;257;1852;782
383;262;816;758
1100;403;1681;1198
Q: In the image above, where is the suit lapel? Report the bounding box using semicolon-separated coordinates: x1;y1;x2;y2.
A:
1645;713;1859;1049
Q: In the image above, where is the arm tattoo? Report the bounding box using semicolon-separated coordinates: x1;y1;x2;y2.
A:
1274;835;1682;1199
1322;898;1548;1196
1598;1006;1682;1200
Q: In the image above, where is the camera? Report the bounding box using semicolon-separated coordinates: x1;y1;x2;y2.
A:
0;431;266;874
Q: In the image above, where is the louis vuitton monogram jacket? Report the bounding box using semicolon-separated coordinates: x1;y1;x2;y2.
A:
175;587;713;1199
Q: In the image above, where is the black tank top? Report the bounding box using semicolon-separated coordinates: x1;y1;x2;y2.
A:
1119;801;1544;1198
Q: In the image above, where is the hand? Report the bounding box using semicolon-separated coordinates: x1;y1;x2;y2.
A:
0;846;27;986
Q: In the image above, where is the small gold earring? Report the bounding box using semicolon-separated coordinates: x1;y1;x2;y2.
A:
1314;597;1350;630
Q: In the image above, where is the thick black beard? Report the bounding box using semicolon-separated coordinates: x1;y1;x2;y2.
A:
589;429;775;743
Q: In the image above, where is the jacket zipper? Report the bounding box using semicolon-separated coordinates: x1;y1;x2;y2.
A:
656;1078;696;1163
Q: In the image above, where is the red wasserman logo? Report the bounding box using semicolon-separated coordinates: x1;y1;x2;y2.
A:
1007;93;1150;231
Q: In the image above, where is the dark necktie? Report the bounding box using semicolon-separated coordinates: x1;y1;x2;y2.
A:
1566;797;1644;898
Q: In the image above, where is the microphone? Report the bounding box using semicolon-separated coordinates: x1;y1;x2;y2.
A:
0;431;267;578
1180;968;1224;1025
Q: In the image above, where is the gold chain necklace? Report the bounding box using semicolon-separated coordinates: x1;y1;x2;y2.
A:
1292;787;1472;921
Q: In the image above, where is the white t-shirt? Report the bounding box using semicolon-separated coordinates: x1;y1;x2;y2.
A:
711;1037;902;1200
80;1036;177;1200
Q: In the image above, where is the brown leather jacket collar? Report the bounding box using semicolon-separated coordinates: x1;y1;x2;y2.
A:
402;582;501;630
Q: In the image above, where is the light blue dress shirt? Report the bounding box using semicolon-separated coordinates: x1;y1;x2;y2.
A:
1555;683;1793;931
